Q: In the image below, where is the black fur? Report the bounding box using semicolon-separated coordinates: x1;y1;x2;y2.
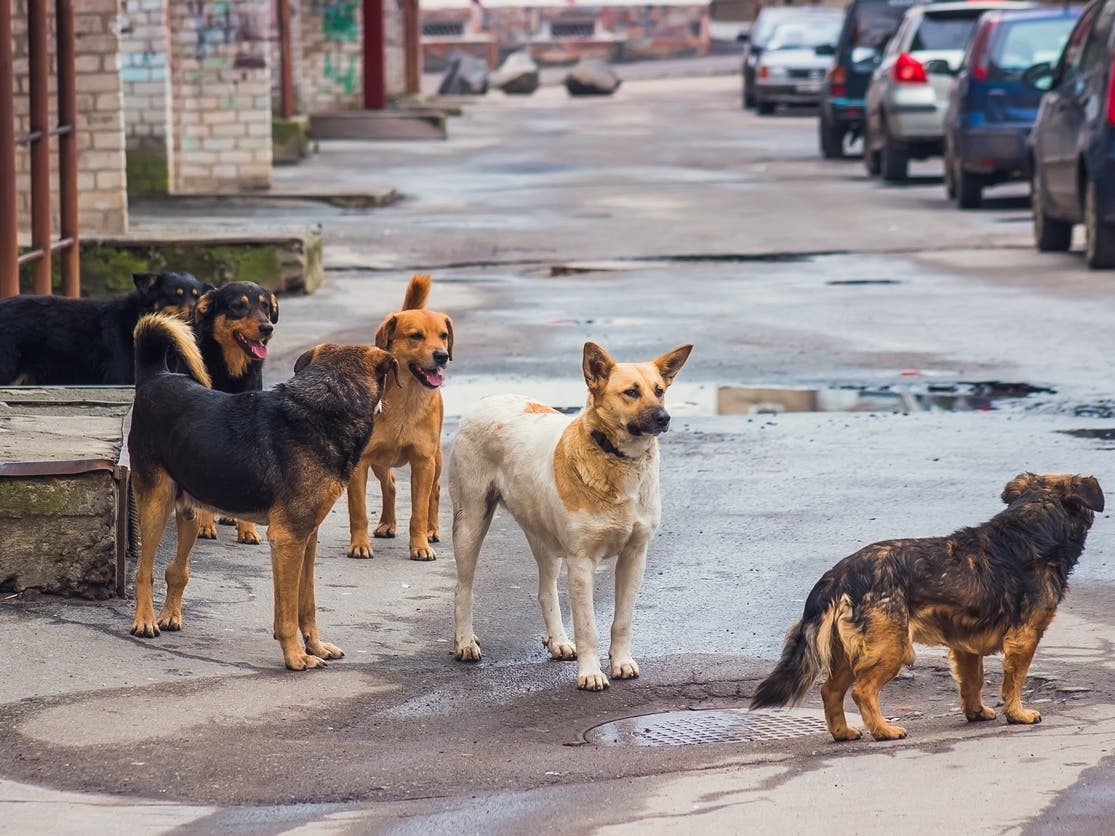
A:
0;272;212;385
191;281;278;394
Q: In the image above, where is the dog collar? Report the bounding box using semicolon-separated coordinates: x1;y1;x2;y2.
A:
590;429;628;459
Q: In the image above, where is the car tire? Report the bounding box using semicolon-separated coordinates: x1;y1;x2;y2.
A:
880;122;908;183
1032;166;1072;253
943;145;956;200
863;121;881;176
757;100;776;116
1084;178;1115;268
820;117;845;160
956;167;983;209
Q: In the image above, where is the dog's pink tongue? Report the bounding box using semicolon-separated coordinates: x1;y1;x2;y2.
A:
248;340;268;360
423;368;444;387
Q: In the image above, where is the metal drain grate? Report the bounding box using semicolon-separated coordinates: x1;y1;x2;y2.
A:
585;708;842;747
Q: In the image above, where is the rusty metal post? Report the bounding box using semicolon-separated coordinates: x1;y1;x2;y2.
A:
57;0;78;297
28;0;52;294
403;0;420;96
0;0;18;297
363;0;386;109
277;0;295;119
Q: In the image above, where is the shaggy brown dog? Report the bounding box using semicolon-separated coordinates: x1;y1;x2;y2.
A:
751;473;1104;741
346;274;453;561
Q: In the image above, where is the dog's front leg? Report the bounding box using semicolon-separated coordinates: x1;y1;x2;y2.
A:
269;523;327;670
298;529;344;661
408;457;437;561
1002;618;1051;724
610;543;648;680
568;557;607;690
346;457;375;559
949;650;995;721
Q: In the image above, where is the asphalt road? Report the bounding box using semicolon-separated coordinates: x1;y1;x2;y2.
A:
5;74;1115;833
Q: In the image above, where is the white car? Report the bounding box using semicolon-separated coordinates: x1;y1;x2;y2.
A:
754;18;844;115
863;0;1031;181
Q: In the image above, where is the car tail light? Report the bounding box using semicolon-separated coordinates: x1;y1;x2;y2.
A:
969;18;999;82
894;52;927;84
829;65;846;97
1107;56;1115;125
758;65;769;80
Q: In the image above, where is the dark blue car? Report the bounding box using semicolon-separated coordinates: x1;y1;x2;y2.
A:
943;6;1080;208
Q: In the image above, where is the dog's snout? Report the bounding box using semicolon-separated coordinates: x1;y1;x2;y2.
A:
259;321;274;338
654;409;670;431
433;349;450;367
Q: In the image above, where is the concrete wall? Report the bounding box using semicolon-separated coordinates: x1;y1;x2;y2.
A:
11;0;129;236
119;0;173;195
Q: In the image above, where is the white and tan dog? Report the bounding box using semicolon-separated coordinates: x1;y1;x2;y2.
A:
448;341;693;690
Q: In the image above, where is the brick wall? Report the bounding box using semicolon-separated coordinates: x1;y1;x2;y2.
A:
301;0;364;112
119;0;173;195
168;0;272;193
11;0;128;236
384;0;405;97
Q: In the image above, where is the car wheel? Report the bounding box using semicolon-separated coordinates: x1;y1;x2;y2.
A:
880;122;908;182
1032;166;1072;253
863;121;881;176
943;145;956;200
1084;178;1115;268
956;167;983;210
820;117;845;160
757;100;776;116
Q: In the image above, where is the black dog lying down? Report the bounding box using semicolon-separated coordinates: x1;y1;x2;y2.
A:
0;271;212;385
128;313;398;670
752;473;1104;741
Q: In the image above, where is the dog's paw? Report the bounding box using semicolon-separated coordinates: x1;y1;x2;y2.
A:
1006;707;1042;725
410;544;437;561
428;532;440;543
306;640;344;660
577;670;610;692
157;610;183;632
544;636;577;660
965;706;997;722
236;524;262;545
373;523;396;539
455;637;482;662
197;521;218;540
870;723;907;741
218;516;236;526
347;541;374;559
611;658;640;679
130;617;160;639
830;726;863;742
285;653;328;671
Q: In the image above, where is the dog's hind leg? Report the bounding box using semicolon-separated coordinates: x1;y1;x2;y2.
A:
568;556;607;691
130;471;175;639
372;462;398;540
821;637;861;741
849;612;910;740
531;536;575;661
1002;616;1052;724
609;542;647;679
949;650;995;721
346;457;375;558
450;483;497;662
426;444;443;544
298;530;344;661
157;507;200;631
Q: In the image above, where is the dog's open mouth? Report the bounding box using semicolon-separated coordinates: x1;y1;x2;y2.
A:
409;361;444;389
235;332;269;360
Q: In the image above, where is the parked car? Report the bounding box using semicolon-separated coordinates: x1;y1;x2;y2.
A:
863;1;1030;182
943;6;1080;208
818;0;927;159
754;18;844;114
1028;0;1115;267
743;6;844;109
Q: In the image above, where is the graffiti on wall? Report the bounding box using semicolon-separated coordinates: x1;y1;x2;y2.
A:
183;0;267;67
314;0;360;97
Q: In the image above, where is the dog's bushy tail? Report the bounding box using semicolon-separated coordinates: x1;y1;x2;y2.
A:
750;590;845;710
401;273;432;310
134;313;211;389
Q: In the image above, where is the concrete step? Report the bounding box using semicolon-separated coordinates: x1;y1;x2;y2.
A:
309;109;448;141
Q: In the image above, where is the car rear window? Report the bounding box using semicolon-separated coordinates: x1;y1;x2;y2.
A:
990;17;1077;77
911;11;984;52
849;0;919;49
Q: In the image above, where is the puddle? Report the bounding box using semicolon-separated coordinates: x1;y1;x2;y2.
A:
441;379;1053;418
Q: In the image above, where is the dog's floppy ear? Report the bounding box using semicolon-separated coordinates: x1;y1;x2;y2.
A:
268;292;279;324
1002;472;1037;504
654;344;693;387
294;345;319;374
1070;476;1105;512
192;290;215;323
445;315;454;361
375;314;397;350
133;272;159;294
367;346;400;388
582;342;615;394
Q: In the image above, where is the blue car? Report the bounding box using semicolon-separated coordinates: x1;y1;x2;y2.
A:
943;6;1081;208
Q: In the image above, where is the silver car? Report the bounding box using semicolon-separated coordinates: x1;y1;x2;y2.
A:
863;1;1031;181
754;17;844;115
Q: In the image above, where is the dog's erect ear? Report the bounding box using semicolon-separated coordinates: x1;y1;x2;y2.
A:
654;344;693;387
268;292;279;324
1070;476;1105;512
375;314;397;350
367;346;400;388
201;281;217;294
133;273;159;294
294;346;319;374
192;291;215;323
583;342;615;394
1002;472;1037;504
445;315;454;361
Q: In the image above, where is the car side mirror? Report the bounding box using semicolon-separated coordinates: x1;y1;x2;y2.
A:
814;43;836;57
737;31;750;44
1022;61;1055;91
923;58;954;76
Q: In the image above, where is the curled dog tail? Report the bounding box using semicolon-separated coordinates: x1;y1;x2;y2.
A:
750;589;846;710
401;273;432;310
134;313;211;389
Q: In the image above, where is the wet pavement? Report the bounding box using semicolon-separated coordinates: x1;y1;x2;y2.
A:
4;73;1115;833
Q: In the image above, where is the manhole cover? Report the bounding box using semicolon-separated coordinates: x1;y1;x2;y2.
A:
585;708;853;747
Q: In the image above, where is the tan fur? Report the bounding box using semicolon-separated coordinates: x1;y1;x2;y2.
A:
133;314;211;388
347;274;453;561
523;402;560;414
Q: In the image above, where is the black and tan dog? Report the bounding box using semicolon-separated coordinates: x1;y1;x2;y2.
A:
751;473;1104;741
188;281;279;545
128;313;396;670
0;271;212;385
